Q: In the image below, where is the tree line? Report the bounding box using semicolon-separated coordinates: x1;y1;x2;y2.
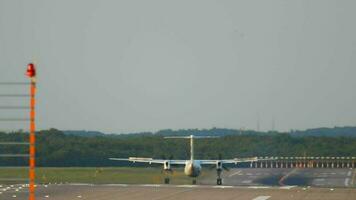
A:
0;128;356;167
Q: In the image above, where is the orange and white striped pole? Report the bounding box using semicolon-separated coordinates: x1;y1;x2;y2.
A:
26;63;36;200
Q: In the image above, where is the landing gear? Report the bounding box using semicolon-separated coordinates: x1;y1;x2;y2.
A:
192;179;197;185
217;178;222;185
163;169;173;184
216;168;223;185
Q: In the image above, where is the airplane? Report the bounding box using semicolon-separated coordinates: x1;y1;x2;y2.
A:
110;135;264;185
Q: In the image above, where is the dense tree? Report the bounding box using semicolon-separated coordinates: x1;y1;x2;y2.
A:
1;128;356;167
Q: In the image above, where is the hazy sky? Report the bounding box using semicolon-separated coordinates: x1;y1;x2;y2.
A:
0;0;356;133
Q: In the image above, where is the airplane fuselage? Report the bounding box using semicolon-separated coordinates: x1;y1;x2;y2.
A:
184;160;202;177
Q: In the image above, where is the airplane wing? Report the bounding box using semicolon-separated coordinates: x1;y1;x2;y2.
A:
198;157;259;165
109;157;186;165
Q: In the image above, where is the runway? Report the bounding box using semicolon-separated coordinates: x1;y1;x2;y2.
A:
208;168;356;187
0;168;355;200
1;184;356;200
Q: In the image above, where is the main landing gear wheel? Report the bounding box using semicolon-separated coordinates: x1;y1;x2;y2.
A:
216;168;223;185
164;177;170;184
217;178;222;185
192;179;197;185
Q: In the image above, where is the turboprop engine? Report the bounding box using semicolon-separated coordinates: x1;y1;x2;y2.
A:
216;161;223;171
164;161;172;171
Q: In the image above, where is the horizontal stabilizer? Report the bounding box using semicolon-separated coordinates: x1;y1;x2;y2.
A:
109;157;153;161
164;135;219;139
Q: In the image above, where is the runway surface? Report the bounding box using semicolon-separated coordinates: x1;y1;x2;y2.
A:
1;168;355;200
207;168;356;187
2;184;356;200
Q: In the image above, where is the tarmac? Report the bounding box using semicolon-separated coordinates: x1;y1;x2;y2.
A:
214;168;356;187
1;168;356;200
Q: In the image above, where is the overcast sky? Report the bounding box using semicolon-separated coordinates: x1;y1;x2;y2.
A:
0;0;355;133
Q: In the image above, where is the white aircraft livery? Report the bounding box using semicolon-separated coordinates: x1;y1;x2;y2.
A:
110;135;260;185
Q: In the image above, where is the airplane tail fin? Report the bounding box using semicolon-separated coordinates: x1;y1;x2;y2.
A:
164;135;219;161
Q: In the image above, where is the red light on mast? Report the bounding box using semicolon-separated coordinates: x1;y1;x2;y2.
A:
26;63;36;78
27;62;37;200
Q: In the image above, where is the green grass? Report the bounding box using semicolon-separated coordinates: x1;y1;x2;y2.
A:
0;167;214;185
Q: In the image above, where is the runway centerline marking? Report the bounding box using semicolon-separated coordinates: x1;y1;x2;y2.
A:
252;195;271;200
141;184;161;187
104;184;128;187
228;170;241;177
213;186;233;189
280;186;296;189
248;186;271;189
177;185;198;188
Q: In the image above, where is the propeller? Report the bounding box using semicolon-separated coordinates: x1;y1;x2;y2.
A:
160;155;166;174
160;155;174;175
